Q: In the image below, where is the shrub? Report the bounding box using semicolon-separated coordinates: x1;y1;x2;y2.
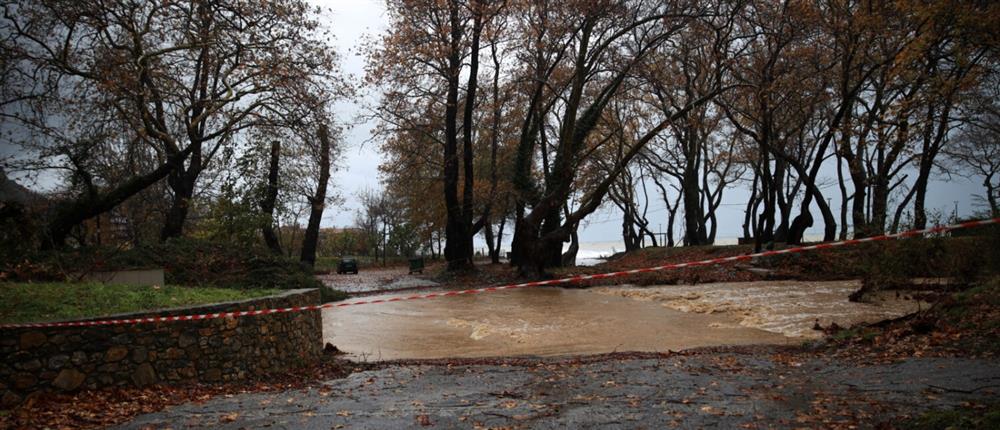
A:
1;238;336;294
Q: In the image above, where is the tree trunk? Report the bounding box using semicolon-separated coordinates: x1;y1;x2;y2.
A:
161;173;197;241
987;179;999;217
773;160;790;243
442;2;481;271
490;216;505;264
836;150;851;240
986;174;999;218
511;217;554;278
870;175;890;235
483;220;495;263
651;174;680;247
622;208;640;252
561;228;579;267
459;6;482;267
44;148;193;249
891;184;918;233
262;141;282;255
541;209;563;267
744;171;758;240
787;210;813;245
912;158;934;228
681;136;705;245
913;103;952;229
666;200;679;247
847;152;869;237
301;124;332;267
161;142;203;241
754;153;776;251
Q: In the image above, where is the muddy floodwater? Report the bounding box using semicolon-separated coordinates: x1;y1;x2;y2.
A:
594;280;925;338
323;280;922;360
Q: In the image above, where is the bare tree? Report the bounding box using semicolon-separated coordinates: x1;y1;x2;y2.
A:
948;62;1000;217
1;0;342;247
300;120;338;267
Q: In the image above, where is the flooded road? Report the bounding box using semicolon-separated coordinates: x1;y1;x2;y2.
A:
594;280;924;338
323;280;921;360
324;286;787;360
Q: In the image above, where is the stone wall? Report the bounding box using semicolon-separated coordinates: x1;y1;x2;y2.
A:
1;289;322;408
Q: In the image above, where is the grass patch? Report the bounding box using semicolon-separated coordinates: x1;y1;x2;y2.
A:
0;282;279;324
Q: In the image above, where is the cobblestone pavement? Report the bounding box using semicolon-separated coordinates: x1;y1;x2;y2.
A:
118;350;1000;429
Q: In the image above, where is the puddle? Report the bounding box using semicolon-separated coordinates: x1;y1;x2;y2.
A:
322;280;922;360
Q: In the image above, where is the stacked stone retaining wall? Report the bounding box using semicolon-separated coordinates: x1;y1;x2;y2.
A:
1;289;322;407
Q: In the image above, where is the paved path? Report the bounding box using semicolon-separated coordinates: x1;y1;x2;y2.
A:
119;351;1000;429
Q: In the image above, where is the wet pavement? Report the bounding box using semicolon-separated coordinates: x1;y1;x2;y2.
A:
324;281;920;360
118;352;1000;429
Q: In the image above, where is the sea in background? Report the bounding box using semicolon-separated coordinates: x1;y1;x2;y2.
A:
479;235;826;267
569;234;826;266
573;241;624;266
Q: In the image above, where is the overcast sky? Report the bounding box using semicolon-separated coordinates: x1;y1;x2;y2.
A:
316;0;387;230
317;0;989;249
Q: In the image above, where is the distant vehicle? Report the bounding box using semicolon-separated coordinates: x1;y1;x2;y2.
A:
337;258;359;274
408;257;424;274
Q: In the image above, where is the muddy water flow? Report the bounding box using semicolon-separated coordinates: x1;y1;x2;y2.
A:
593;280;925;338
323;280;922;360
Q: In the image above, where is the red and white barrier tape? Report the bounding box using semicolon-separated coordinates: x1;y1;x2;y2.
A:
3;217;997;330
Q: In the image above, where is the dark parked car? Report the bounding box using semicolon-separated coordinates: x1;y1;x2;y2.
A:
337;258;359;274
